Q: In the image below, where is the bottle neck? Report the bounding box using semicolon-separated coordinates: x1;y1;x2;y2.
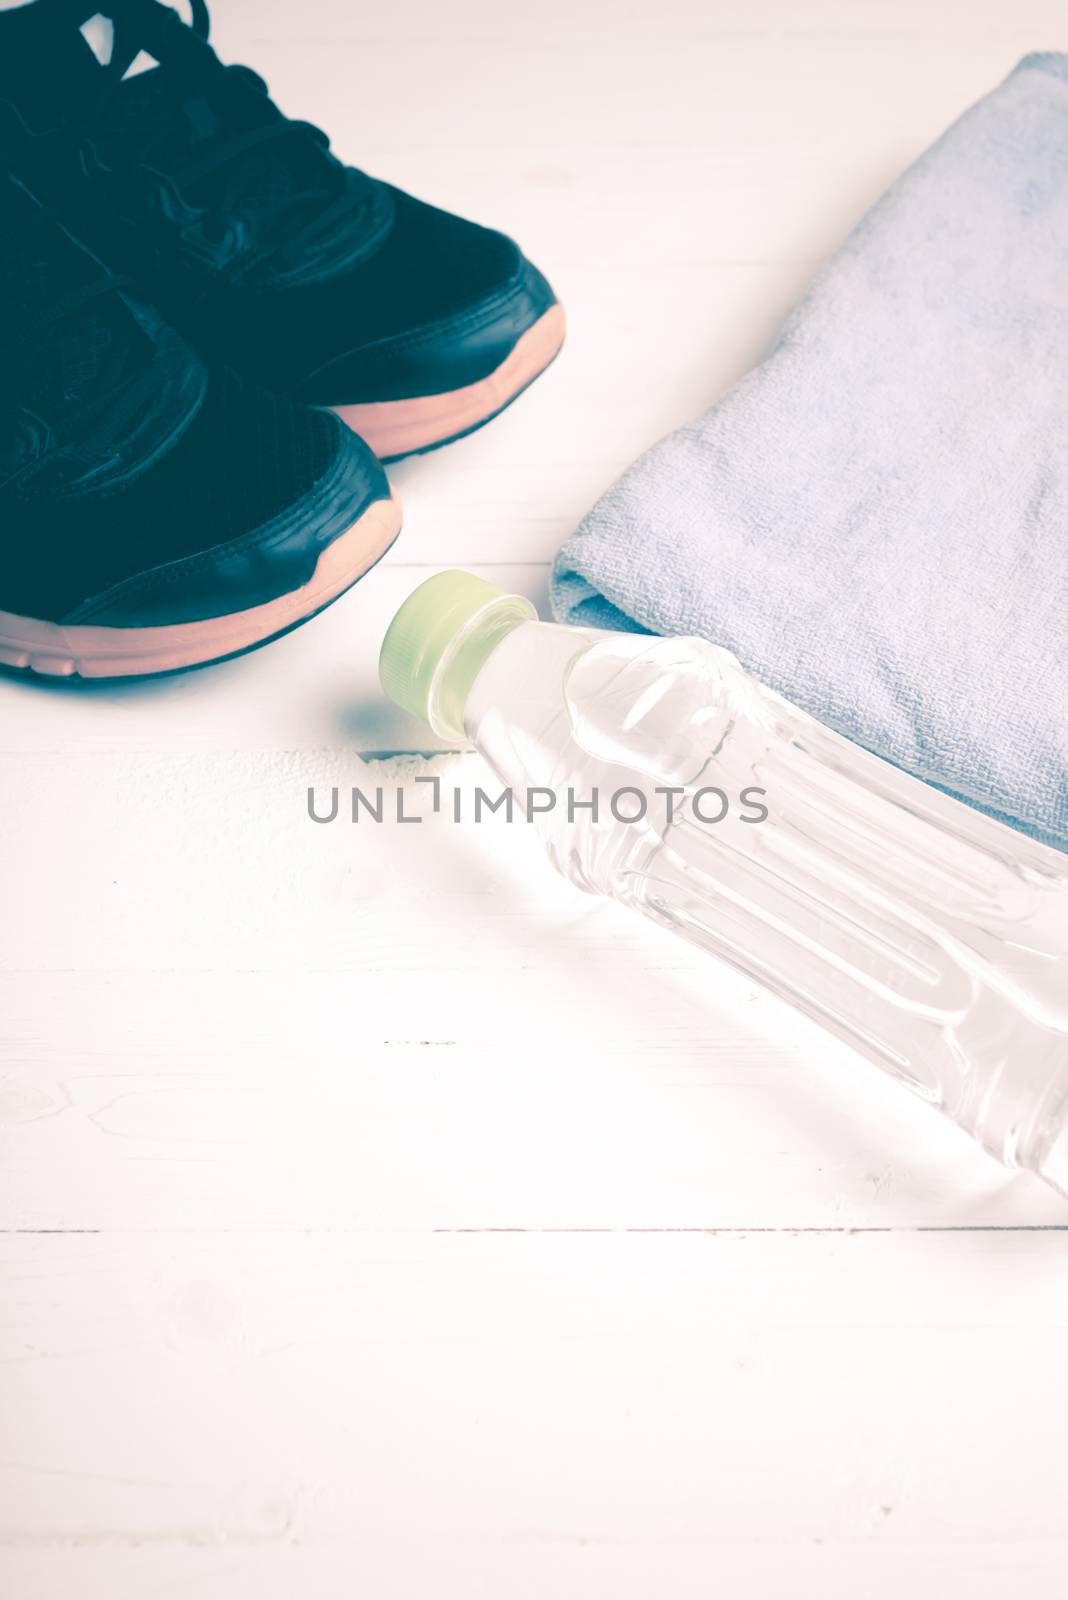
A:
428;594;537;739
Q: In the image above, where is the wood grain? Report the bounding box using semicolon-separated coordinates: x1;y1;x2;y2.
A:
2;1;1066;1593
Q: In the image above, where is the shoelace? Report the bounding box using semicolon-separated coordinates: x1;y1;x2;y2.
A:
42;0;365;272
0;175;181;478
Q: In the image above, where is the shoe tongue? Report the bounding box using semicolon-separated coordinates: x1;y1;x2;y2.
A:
1;2;369;278
0;3;108;130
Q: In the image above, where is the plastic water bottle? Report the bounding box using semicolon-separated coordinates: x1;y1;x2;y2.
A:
379;571;1068;1194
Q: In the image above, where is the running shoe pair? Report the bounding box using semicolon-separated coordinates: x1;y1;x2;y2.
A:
0;0;564;677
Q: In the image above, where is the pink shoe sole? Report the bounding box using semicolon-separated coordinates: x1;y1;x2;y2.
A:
332;304;566;460
0;493;402;680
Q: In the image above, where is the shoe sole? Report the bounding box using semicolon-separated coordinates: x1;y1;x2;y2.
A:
332;304;566;462
0;493;402;681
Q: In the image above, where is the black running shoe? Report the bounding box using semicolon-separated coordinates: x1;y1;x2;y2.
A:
0;0;566;461
0;169;399;678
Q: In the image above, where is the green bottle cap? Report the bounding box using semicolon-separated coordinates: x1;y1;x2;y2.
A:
379;570;537;739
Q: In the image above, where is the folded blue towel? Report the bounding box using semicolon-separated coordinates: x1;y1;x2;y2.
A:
551;55;1068;851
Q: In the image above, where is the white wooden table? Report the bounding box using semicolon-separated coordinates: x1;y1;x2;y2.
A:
2;3;1067;1594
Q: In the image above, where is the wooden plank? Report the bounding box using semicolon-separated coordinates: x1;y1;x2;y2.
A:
2;2;1066;1592
2;755;1065;1228
2;1545;1063;1600
0;1230;1065;1593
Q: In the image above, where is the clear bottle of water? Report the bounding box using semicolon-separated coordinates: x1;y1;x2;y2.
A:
380;572;1068;1194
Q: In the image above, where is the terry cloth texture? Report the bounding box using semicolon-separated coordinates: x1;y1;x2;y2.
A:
551;54;1068;850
